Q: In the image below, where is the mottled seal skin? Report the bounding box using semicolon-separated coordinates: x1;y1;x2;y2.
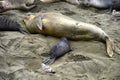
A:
43;37;71;64
0;16;28;34
40;0;80;5
0;0;36;12
80;0;120;11
23;12;115;57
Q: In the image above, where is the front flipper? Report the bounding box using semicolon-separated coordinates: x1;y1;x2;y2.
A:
36;16;43;30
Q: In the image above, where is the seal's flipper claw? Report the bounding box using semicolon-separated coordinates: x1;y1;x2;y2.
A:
46;58;55;64
42;57;50;64
106;37;114;57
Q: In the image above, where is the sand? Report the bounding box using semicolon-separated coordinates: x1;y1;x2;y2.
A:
0;0;120;80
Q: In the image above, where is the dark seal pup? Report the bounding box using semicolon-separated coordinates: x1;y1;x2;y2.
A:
0;16;28;34
43;37;72;64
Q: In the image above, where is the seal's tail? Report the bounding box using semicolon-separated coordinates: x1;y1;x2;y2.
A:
105;36;114;57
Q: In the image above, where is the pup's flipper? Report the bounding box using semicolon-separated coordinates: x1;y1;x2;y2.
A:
43;57;55;64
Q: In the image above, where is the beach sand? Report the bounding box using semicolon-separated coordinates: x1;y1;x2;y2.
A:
0;0;120;80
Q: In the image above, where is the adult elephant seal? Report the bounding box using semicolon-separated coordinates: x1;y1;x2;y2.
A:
23;12;115;57
0;0;36;12
80;0;120;12
43;37;71;64
40;0;80;5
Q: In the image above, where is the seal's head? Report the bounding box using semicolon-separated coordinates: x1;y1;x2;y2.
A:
23;14;35;26
60;37;68;43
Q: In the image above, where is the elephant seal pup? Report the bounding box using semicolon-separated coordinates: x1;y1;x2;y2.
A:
0;16;28;34
0;0;36;12
80;0;120;11
40;0;80;5
23;12;115;57
43;37;71;64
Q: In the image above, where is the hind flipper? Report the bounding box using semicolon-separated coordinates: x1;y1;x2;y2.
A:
106;37;114;57
43;57;55;64
43;57;50;64
46;58;55;64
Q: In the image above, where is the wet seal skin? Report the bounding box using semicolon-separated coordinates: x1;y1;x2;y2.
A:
0;0;36;12
0;16;28;34
43;37;72;64
23;12;120;57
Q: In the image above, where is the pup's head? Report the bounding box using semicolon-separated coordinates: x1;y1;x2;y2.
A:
60;37;68;43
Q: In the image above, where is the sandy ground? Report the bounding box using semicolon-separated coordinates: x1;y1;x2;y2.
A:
0;0;120;80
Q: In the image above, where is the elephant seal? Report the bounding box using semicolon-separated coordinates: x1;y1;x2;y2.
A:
80;0;120;12
0;0;36;12
40;0;80;5
43;37;71;64
23;12;115;57
0;16;28;34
